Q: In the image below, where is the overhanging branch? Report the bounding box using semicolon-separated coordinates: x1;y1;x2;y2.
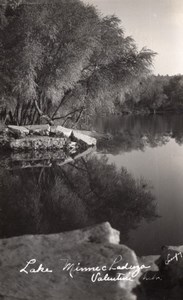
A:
53;106;85;121
34;99;54;125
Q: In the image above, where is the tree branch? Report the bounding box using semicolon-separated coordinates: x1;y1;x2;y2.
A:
52;106;84;120
72;107;84;128
51;88;72;119
34;99;54;125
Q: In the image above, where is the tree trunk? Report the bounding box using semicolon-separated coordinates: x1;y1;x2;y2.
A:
34;99;54;125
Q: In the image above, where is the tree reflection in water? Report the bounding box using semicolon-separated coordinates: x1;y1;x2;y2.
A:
0;154;158;243
96;114;183;154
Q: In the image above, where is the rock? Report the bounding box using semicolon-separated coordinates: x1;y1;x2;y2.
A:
9;136;67;151
138;255;163;292
25;124;50;136
159;245;183;284
78;221;120;244
0;135;11;149
73;130;97;146
53;125;72;138
49;126;64;137
8;125;29;138
69;141;77;148
67;141;78;154
10;150;67;162
137;251;183;300
50;126;97;146
0;223;140;300
138;255;160;274
1;125;97;152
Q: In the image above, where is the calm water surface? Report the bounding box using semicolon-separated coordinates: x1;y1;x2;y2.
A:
96;114;183;254
0;115;183;255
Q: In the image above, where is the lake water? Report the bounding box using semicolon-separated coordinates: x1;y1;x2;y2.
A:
0;114;183;255
95;114;183;255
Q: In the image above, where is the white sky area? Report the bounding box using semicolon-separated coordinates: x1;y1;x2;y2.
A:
83;0;183;75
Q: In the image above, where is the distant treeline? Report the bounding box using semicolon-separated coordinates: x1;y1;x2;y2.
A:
115;74;183;115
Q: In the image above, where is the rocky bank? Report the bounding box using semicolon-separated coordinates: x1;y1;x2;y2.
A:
0;125;97;169
0;124;96;152
0;222;182;300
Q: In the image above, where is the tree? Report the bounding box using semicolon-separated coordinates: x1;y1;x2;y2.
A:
164;75;183;111
118;74;183;115
137;76;168;113
0;0;156;126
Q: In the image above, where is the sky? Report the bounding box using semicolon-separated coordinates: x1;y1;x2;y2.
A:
83;0;183;75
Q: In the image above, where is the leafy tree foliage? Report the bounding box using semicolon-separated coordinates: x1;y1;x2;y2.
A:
0;0;155;125
117;74;183;115
163;75;183;111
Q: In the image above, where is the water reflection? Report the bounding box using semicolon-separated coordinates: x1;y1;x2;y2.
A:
2;114;182;254
96;114;183;154
94;114;183;255
0;153;158;242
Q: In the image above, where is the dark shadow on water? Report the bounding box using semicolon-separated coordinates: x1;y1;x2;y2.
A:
0;153;158;245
